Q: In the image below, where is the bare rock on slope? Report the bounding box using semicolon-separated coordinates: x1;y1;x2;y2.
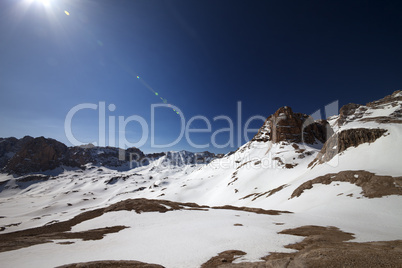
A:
57;260;164;268
291;170;402;199
309;128;387;167
337;103;362;126
201;250;246;268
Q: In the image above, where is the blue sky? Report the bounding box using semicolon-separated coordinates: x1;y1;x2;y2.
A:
0;0;401;153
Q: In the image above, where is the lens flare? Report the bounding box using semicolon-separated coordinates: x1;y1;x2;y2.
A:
64;10;70;16
135;76;179;115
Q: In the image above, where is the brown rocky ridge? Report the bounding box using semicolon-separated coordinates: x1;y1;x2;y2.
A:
201;250;247;268
57;260;164;268
291;170;402;199
309;128;388;167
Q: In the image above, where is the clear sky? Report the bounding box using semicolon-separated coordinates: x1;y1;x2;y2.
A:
0;0;401;153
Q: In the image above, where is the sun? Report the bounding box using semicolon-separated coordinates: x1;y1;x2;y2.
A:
36;0;51;6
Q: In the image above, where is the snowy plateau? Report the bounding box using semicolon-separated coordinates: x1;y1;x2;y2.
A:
0;91;401;267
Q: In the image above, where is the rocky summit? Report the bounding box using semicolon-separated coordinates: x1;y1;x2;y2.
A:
251;106;332;144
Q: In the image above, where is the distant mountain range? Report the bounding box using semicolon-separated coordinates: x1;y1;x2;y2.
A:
0;136;223;175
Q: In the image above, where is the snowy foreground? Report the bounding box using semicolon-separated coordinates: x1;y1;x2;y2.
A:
0;92;402;267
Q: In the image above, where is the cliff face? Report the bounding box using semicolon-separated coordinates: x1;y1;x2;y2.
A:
252;106;332;145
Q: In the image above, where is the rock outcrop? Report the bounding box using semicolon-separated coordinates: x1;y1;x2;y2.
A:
252;106;332;144
291;170;402;198
309;128;388;167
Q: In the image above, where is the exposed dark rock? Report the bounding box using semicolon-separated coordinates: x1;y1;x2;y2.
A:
14;174;51;189
336;128;387;152
291;170;402;199
240;184;289;201
309;128;387;167
57;260;165;268
337;103;361;126
103;198;208;214
252;106;332;144
212;205;292;215
201;250;246;268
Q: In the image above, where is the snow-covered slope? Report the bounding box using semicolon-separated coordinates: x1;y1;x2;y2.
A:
0;91;401;267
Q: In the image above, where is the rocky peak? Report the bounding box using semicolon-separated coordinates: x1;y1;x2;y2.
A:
366;90;402;108
252;106;332;144
4;137;70;175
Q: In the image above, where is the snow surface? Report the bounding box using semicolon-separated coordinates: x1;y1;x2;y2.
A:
0;209;302;268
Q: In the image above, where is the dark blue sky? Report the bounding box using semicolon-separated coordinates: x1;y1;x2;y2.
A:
1;0;401;153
